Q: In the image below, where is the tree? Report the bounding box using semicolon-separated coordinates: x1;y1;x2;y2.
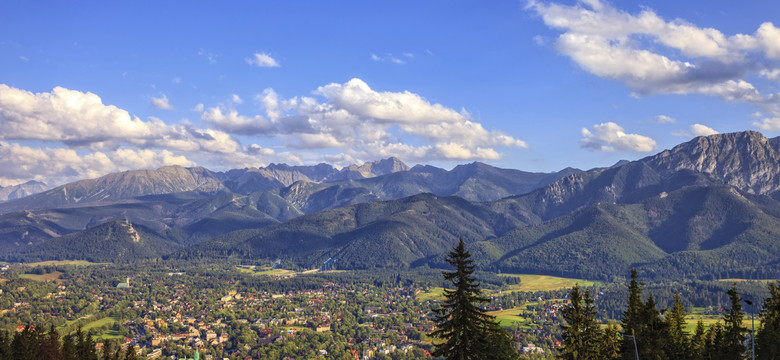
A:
663;291;689;359
722;285;747;359
558;284;604;360
757;281;780;359
690;320;706;359
430;239;516;360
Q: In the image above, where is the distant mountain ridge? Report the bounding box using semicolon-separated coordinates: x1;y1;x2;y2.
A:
4;131;780;281
0;181;48;202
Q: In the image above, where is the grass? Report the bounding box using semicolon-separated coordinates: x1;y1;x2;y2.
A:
20;271;64;282
496;274;600;293
488;308;530;327
236;265;295;277
59;316;123;340
682;307;758;333
417;287;448;301
25;260;103;267
718;278;777;284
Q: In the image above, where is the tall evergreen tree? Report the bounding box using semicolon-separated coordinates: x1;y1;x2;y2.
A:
62;332;77;360
690;320;707;359
620;269;645;360
600;323;621;360
430;239;516;360
723;286;747;359
0;330;10;360
42;325;63;360
757;281;780;359
664;291;690;360
124;344;137;360
558;284;604;360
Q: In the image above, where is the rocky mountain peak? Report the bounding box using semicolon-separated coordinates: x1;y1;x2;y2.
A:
646;131;780;195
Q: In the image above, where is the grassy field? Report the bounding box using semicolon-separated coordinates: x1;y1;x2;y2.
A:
59;316;123;340
718;278;777;284
25;260;102;267
417;287;448;301
236;266;295;277
488;308;530;327
20;271;64;282
496;274;600;293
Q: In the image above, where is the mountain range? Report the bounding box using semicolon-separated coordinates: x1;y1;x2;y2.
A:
3;131;780;281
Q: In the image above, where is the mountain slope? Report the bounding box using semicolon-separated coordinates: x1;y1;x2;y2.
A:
0;181;49;202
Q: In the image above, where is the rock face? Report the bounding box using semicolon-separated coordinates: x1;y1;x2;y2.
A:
645;131;780;196
326;157;411;181
0;181;49;202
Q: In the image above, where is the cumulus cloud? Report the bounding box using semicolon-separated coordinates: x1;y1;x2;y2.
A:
690;124;719;137
672;124;720;137
580;122;656;152
0;141;193;187
654;115;677;124
528;0;780;112
194;78;527;163
247;52;280;67
754;117;780;131
151;94;174;110
0;84;242;154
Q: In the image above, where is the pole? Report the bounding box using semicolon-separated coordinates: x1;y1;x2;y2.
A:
741;293;756;360
625;332;639;360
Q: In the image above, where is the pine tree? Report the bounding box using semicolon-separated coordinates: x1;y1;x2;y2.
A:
620;269;644;360
600;323;620;360
757;281;780;359
722;285;747;359
0;330;10;360
690;320;706;359
664;292;689;359
558;285;603;360
430;239;516;360
62;332;77;360
42;325;63;360
124;344;138;360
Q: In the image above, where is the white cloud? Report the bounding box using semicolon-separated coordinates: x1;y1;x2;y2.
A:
672;124;720;137
232;94;243;104
690;124;719;137
247;52;280;67
528;0;780;110
580;122;656;152
201;106;273;135
0;141;193;187
754;117;780;131
370;53;407;64
654;115;676;124
0;84;241;154
151;94;174;110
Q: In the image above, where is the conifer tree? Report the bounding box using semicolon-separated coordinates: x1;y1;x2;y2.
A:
558;285;604;360
600;323;620;360
690;320;706;359
664;292;689;359
757;281;780;359
62;332;77;360
124;344;138;360
620;269;644;360
722;286;747;359
430;239;516;360
42;325;63;360
0;330;10;360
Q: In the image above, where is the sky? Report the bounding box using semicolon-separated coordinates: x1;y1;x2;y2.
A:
1;0;779;187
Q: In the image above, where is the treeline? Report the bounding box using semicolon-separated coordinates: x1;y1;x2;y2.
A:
0;325;137;360
558;269;780;359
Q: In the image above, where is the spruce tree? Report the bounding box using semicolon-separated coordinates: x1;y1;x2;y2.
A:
558;285;604;360
664;291;689;360
620;269;644;360
723;286;747;359
430;239;516;360
757;281;780;359
690;320;706;359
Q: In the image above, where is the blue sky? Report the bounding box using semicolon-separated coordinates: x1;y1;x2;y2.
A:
1;0;779;186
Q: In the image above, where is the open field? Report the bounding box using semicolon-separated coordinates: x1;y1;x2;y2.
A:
20;271;64;282
496;274;600;293
25;260;103;267
59;316;123;340
236;266;295;277
718;278;777;284
488;308;530;328
417;287;447;301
